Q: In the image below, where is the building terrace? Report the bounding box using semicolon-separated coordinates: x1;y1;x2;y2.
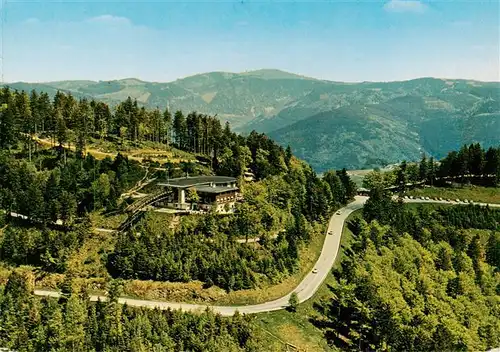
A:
157;176;240;212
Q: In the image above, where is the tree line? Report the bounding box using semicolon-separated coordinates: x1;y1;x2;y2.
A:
363;143;500;191
0;86;338;185
315;190;500;351
0;87;284;174
0;271;257;351
436;143;500;182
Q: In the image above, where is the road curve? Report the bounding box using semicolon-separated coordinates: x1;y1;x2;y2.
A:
34;196;500;316
34;196;368;316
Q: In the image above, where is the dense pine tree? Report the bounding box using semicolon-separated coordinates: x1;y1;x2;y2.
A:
0;273;257;351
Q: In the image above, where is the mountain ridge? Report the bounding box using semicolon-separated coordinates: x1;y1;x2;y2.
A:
8;69;499;86
3;69;499;171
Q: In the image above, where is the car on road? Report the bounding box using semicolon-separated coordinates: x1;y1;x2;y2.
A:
455;199;460;203
312;268;318;274
328;231;334;235
336;211;341;215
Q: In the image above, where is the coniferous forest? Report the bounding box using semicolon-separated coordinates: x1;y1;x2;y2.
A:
362;143;500;192
0;87;359;350
0;272;257;351
1;86;499;351
315;189;500;351
1;0;500;347
0;87;357;293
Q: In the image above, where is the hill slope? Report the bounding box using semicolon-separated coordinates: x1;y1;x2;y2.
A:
270;94;500;171
3;72;499;171
5;69;326;129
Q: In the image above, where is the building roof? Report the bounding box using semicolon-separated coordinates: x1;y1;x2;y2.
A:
158;176;237;188
195;186;239;194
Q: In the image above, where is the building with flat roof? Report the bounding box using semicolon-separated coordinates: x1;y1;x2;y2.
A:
157;176;240;212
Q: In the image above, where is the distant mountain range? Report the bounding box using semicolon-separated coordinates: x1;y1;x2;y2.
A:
4;69;500;171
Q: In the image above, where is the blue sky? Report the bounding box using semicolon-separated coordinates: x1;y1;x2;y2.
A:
1;0;499;82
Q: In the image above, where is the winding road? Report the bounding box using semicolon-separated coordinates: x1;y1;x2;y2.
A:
33;196;500;316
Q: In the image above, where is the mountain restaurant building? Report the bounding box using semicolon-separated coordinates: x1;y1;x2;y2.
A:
157;176;240;212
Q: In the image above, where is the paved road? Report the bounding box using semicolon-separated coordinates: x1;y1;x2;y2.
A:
34;196;369;316
29;196;500;316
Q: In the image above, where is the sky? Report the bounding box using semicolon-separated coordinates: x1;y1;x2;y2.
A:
1;0;499;83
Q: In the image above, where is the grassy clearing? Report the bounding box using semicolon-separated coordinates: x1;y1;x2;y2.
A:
408;185;500;204
89;211;127;229
66;231;115;278
251;210;362;352
121;280;227;303
35;135;195;164
403;202;454;212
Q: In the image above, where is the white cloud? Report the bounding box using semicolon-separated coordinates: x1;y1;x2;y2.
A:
86;15;131;26
384;0;427;13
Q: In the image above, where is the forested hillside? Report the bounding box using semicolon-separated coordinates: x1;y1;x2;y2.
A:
5;71;499;171
314;190;500;351
0;84;357;312
0;272;258;351
107;164;355;292
2;79;499;351
269;93;500;171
